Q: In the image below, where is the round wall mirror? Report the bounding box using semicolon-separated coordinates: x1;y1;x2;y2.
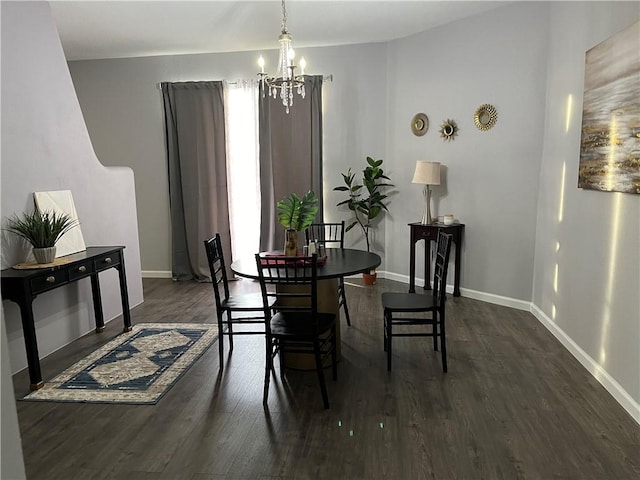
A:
411;113;429;136
439;119;459;142
473;104;498;131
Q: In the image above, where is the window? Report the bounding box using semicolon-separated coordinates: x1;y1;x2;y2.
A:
224;80;261;262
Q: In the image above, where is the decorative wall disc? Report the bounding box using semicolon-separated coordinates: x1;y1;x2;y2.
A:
439;119;459;142
411;113;429;136
473;104;498;131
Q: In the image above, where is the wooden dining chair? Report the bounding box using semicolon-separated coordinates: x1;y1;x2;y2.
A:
381;231;453;372
305;221;352;326
204;234;269;371
255;253;337;409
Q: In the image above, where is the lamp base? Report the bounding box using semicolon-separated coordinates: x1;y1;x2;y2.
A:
421;185;433;224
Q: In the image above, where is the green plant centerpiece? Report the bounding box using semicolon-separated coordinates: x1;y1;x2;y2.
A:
277;191;319;256
4;209;78;264
334;156;393;282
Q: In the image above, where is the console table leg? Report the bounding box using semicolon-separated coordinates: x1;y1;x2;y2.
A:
409;240;416;293
18;300;44;389
453;237;462;297
90;274;105;332
424;239;432;291
117;261;132;332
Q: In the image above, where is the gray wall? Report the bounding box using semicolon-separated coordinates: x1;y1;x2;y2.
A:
68;44;388;274
1;2;144;374
384;2;549;303
532;2;639;413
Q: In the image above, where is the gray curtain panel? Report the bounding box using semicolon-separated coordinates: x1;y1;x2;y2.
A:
161;81;231;281
258;75;324;252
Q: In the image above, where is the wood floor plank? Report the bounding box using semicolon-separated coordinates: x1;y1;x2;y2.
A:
12;277;640;479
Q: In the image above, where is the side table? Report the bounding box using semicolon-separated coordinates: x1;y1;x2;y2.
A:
408;222;464;296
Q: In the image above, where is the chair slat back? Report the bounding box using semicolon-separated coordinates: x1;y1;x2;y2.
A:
204;234;230;308
255;254;319;317
306;222;345;248
433;232;453;304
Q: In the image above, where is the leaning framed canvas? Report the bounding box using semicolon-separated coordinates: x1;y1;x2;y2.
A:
34;190;86;257
578;20;639;194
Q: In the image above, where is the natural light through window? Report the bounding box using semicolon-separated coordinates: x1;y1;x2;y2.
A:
598;192;623;368
565;94;573;133
596;114;624;368
558;162;567;222
606;116;619;191
225;80;261;262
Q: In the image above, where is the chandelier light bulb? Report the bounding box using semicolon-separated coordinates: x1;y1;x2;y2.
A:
258;55;265;73
300;57;306;75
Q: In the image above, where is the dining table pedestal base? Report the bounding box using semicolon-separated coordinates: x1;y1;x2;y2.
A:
280;278;342;371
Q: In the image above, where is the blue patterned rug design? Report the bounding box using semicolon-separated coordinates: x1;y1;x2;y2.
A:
23;323;218;404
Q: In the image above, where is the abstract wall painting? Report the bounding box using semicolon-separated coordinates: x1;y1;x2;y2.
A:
578;20;639;194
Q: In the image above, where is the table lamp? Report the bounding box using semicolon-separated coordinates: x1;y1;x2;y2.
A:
412;161;441;224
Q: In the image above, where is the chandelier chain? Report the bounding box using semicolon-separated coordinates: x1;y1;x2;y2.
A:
281;0;288;34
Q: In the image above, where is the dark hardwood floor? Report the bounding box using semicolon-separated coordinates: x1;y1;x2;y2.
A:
12;277;640;479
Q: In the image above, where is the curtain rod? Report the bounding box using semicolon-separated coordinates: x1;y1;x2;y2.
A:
157;75;333;89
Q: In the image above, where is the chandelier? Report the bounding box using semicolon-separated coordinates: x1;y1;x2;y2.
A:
258;0;306;114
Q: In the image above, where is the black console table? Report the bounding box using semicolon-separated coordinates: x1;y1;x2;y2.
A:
409;223;464;296
1;246;132;390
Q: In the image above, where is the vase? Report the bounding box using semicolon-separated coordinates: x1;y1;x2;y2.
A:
284;229;298;257
33;246;56;264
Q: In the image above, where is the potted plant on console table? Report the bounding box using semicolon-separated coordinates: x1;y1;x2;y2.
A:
333;156;393;285
4;209;78;264
277;191;319;256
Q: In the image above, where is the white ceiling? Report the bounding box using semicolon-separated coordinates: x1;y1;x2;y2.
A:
50;1;508;61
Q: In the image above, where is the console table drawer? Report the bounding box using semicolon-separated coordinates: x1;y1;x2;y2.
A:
68;261;95;281
93;251;121;272
415;229;437;240
30;270;68;294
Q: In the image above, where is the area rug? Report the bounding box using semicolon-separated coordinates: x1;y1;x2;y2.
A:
23;323;218;405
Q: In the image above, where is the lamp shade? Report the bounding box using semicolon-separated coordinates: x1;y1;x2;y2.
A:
412;161;441;185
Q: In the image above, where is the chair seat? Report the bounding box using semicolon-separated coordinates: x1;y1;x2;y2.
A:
221;292;269;311
270;312;336;338
381;292;439;312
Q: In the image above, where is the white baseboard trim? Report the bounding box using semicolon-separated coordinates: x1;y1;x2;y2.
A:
141;270;172;279
380;270;409;284
458;287;530;311
380;271;530;311
530;304;640;425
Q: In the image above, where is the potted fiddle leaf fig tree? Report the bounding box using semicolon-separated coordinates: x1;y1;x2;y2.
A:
277;190;319;256
4;209;78;264
334;156;393;284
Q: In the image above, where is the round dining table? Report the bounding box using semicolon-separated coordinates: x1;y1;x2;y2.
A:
230;248;381;369
230;248;381;281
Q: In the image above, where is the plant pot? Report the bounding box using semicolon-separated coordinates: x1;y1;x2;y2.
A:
363;271;377;286
284;229;298;256
33;246;56;264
